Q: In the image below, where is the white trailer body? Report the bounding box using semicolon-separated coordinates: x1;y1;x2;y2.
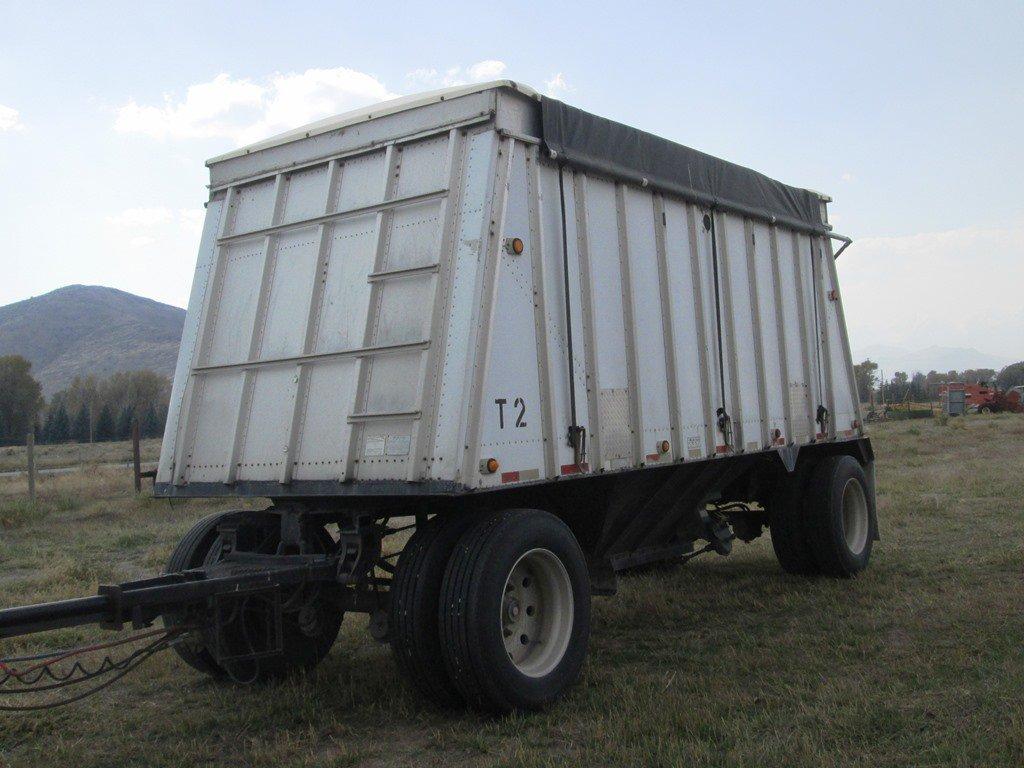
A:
155;81;862;499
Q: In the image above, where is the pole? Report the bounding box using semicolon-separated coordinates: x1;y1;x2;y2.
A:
132;418;142;494
27;432;36;504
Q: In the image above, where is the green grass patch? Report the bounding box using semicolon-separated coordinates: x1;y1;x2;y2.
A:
0;416;1022;766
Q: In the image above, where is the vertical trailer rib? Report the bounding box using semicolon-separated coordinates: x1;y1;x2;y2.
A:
743;219;771;449
557;165;582;465
653;195;681;460
460;137;514;482
614;183;643;466
280;159;343;484
530;149;558;478
768;225;793;444
226;174;288;484
413;128;466;480
714;211;742;450
343;144;399;479
572;171;602;469
791;233;818;442
685;203;717;457
822;235;863;435
810;236;835;438
173;186;237;485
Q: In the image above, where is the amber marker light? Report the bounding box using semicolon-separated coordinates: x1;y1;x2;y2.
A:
505;237;525;255
481;457;500;474
659;440;670;454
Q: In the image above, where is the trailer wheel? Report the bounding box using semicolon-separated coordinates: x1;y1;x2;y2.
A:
803;456;874;577
389;513;474;707
163;511;236;676
163;511;342;680
767;475;820;575
440;509;590;713
979;405;992;414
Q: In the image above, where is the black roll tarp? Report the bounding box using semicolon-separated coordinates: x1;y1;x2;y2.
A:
541;97;826;233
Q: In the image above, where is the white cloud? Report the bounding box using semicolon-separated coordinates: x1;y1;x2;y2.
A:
404;60;507;91
544;73;571;97
0;103;25;131
840;171;855;182
106;207;175;228
114;74;263;141
114;68;396;146
114;62;527;148
466;60;507;81
178;208;206;236
838;220;1024;361
107;207;203;242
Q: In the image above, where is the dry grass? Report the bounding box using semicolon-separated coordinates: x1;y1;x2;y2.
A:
0;439;162;473
1;416;1023;767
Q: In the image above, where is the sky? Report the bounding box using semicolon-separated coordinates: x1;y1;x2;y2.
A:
0;0;1021;366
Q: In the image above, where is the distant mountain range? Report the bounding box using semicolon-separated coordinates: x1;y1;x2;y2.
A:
851;344;1012;376
0;285;185;396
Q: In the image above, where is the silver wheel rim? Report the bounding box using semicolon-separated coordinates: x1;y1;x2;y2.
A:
841;478;869;555
500;548;574;678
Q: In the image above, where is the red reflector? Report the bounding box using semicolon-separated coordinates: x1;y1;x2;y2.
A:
715;445;729;454
645;453;660;461
500;470;520;483
560;462;589;475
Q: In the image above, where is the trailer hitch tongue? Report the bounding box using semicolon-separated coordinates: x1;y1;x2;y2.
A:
0;555;340;710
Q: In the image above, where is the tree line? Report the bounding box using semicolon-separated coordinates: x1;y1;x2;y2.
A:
853;360;1024;404
0;355;171;446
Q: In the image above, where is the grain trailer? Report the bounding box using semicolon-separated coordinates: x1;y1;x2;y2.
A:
0;81;876;713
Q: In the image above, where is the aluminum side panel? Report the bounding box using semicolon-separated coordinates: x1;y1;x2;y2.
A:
476;141;546;487
429;130;499;480
622;187;672;461
719;213;763;451
662;199;714;459
820;239;860;435
775;227;814;443
752;221;786;440
156;194;226;483
537;164;590;474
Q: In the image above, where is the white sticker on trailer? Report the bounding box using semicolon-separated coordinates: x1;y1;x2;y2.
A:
385;435;411;456
364;436;386;457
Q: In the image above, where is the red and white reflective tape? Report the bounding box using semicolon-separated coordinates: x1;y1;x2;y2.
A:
560;462;590;475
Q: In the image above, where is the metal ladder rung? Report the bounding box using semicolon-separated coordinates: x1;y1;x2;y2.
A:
366;263;440;282
347;410;421;424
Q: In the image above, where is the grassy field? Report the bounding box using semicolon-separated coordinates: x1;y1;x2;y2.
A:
1;416;1022;767
0;438;162;473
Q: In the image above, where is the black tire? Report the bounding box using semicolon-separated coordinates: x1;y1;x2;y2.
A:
164;510;342;680
389;513;474;707
767;473;820;576
163;511;235;676
803;456;874;577
440;509;591;714
979;405;992;414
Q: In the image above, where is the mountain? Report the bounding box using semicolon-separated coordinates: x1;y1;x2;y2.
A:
0;285;185;396
851;344;1011;376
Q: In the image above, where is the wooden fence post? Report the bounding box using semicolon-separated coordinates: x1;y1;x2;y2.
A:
27;432;36;504
132;418;142;494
